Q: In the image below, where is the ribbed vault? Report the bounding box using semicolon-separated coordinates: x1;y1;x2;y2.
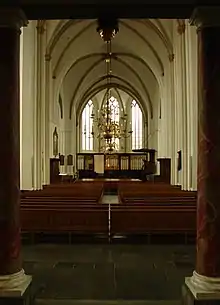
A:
46;18;175;124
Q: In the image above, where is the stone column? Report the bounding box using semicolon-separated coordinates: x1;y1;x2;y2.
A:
0;8;31;302
44;54;51;184
183;7;220;304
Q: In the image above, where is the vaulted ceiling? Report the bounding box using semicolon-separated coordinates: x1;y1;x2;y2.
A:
47;18;175;121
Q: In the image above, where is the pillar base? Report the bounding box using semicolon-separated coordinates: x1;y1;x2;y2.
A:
0;270;32;305
182;271;220;304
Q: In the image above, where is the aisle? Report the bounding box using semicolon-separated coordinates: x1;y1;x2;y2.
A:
102;195;119;204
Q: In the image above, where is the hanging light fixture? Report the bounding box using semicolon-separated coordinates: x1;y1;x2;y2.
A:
91;17;132;153
96;17;119;42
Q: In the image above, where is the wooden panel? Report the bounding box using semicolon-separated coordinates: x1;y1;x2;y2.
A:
130;155;145;170
77;155;84;170
85;155;94;170
77;153;149;179
120;156;129;170
105;154;119;170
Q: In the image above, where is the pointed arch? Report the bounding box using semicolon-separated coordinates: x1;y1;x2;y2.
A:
131;100;143;149
81;100;94;151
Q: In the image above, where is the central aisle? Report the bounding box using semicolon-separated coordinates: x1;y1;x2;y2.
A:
102;195;119;204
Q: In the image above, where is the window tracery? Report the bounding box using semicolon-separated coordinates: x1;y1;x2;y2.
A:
131;100;143;150
81;100;93;151
81;98;144;152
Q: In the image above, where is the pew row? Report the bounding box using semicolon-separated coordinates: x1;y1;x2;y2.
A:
21;205;109;236
118;183;196;205
110;204;196;243
20;203;196;244
21;183;104;203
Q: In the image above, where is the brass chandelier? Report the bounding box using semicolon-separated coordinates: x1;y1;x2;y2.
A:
91;18;132;153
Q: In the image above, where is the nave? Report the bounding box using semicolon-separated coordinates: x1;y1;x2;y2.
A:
1;5;220;305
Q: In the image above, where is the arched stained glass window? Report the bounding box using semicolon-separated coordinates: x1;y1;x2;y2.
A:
81;100;93;151
131;100;143;150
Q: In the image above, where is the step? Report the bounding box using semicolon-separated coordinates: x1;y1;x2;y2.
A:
35;299;181;305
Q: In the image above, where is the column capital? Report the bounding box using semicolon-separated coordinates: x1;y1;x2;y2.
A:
168;53;174;62
190;6;220;29
177;19;186;35
45;54;51;62
0;8;28;30
36;20;45;34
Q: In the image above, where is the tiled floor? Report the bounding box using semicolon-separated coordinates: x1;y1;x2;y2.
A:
22;244;195;304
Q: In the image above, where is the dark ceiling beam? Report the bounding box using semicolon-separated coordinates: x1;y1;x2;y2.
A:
0;2;209;19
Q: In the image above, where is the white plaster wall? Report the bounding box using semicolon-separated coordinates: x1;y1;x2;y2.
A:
20;21;37;190
172;20;198;190
21;21;48;190
148;87;160;152
20;27;24;188
157;67;172;160
173;24;186;188
162;59;176;184
185;22;198;190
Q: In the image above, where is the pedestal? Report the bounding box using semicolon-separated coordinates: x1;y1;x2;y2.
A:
0;272;32;305
183;272;220;304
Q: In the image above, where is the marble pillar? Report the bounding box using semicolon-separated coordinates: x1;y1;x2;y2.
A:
0;9;31;303
183;6;220;304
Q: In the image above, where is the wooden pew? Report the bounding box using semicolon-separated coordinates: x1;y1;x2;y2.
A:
21;196;99;203
110;204;196;236
20;182;107;242
20;180;196;244
118;183;197;206
21;185;104;203
119;197;196;204
21;205;109;236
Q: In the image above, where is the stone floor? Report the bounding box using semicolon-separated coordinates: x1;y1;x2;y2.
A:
36;300;181;305
22;243;195;304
